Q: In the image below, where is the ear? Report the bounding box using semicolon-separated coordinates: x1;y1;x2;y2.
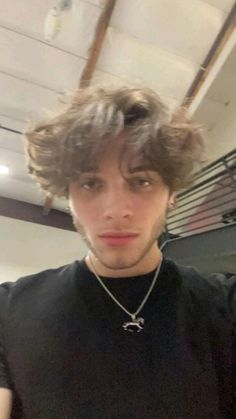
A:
168;192;176;209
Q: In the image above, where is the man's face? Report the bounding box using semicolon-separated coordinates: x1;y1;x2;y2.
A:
69;135;174;276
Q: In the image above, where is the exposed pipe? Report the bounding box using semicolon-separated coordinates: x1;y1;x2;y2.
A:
183;2;236;106
79;0;117;87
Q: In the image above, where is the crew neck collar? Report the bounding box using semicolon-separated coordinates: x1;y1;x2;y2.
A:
79;256;167;282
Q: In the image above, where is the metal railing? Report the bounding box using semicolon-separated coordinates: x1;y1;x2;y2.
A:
165;148;236;239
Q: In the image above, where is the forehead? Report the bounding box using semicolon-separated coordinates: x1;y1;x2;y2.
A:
91;135;153;172
75;130;158;178
82;149;153;175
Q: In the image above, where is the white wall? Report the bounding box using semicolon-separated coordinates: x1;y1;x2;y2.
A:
206;97;236;161
0;216;88;283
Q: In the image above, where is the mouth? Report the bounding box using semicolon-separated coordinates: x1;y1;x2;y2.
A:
99;233;139;246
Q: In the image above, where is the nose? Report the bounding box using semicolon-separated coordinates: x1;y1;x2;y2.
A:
103;186;133;220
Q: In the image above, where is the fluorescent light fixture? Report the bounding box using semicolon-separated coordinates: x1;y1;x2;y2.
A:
44;7;60;42
44;0;73;42
0;164;9;175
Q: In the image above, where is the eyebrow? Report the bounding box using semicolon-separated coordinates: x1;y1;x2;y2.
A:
79;166;155;176
79;168;99;174
127;165;152;173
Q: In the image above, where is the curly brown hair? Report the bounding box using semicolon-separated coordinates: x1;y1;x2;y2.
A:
25;86;205;197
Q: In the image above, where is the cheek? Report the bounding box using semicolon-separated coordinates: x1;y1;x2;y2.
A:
139;195;168;216
70;198;99;230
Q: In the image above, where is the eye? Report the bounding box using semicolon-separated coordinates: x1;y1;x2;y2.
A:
80;178;103;191
129;177;152;190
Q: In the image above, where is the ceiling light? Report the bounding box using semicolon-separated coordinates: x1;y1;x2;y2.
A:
44;7;60;42
44;0;73;42
0;164;9;175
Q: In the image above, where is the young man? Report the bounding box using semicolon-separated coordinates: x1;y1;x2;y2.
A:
0;87;235;418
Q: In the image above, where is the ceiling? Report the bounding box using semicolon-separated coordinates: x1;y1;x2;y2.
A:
193;42;236;131
0;0;235;212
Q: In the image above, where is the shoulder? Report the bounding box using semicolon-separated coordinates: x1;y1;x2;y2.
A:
0;261;79;316
166;258;236;319
167;257;236;294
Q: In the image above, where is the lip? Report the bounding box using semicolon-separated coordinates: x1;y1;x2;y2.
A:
99;232;139;237
99;233;139;246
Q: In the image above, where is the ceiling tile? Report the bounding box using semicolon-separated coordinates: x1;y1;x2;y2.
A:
97;28;198;101
193;97;226;130
200;0;235;13
206;65;236;105
111;0;225;64
0;72;59;121
200;45;236;104
0;148;29;181
0;27;86;92
92;69;179;110
0;129;24;155
0;176;45;205
0;114;26;131
0;0;100;58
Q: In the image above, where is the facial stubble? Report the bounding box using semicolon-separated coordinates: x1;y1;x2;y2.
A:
71;208;168;271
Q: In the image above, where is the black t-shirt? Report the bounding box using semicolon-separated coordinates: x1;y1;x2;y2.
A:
0;258;235;419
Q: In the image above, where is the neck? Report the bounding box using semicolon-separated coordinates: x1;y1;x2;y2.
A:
85;247;163;278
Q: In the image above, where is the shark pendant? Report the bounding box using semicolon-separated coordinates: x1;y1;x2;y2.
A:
122;316;144;332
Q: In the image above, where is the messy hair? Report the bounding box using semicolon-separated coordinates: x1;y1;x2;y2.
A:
25;86;205;197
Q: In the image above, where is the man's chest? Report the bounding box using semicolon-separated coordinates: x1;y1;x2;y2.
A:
6;302;222;418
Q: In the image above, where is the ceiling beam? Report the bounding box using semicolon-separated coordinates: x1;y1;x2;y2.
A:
184;2;236;112
0;196;74;232
79;0;117;87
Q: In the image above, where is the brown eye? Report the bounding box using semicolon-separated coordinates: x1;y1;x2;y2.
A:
129;178;152;190
81;178;102;191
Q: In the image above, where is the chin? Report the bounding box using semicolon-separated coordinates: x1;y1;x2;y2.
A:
98;253;142;270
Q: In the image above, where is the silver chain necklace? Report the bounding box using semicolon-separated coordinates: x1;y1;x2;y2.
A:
88;254;163;333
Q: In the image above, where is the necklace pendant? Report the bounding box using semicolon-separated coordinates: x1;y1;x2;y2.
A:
123;316;144;333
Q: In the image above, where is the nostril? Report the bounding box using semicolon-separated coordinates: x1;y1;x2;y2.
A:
103;205;133;220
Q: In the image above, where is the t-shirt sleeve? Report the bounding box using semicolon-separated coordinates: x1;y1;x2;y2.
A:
0;283;13;389
209;273;236;416
223;274;236;417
